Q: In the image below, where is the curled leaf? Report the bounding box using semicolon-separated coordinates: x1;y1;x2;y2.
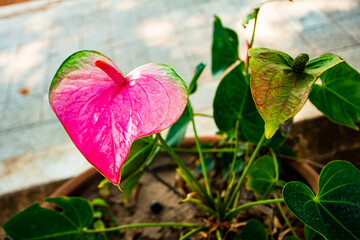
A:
249;48;343;138
49;51;188;184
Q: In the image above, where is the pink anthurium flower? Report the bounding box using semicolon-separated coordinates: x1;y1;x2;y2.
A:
49;51;188;184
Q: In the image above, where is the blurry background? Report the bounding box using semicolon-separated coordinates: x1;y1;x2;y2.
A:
0;0;359;195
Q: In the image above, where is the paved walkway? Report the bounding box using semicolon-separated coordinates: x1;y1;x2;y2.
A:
0;0;359;195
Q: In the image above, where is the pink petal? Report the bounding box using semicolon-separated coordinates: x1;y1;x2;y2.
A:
49;51;188;184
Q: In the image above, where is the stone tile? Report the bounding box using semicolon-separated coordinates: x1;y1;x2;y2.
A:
137;14;176;42
145;39;186;63
179;27;212;58
169;5;209;32
314;0;360;20
301;24;357;53
112;41;150;75
336;14;360;42
41;93;57;122
0;142;89;195
187;55;212;84
0;94;42;131
261;34;317;58
331;45;360;70
275;0;331;32
8;65;46;100
189;80;218;111
0;120;69;160
48;34;81;62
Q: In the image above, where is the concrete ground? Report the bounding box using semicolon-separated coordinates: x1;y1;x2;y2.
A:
0;0;359;195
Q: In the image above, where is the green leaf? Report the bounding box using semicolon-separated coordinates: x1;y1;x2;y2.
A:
305;226;325;240
284;237;301;240
212;16;239;79
309;62;360;130
194;157;215;174
249;48;344;138
283;160;360;240
122;171;143;204
189;63;206;94
213;64;247;132
246;156;277;199
235;219;268;240
213;64;285;147
120;136;155;182
3;197;93;240
91;198;109;208
165;105;190;147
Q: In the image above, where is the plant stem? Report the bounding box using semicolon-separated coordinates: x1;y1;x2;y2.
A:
274;193;299;238
172;147;239;153
179;227;207;240
226;134;266;209
225;198;284;220
224;119;240;204
82;222;200;234
157;133;213;206
216;229;222;240
193;113;213;118
187;101;213;201
269;148;279;181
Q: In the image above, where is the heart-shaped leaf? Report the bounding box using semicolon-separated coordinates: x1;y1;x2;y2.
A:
212;16;239;80
283;160;360;240
309;62;360;130
234;219;268;240
305;226;325;240
3;197;93;240
246;155;278;200
49;51;188;184
249;48;344;138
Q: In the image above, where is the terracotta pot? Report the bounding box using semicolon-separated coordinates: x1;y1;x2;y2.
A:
48;136;319;199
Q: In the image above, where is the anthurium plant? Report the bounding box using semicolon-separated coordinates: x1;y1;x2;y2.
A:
3;1;360;240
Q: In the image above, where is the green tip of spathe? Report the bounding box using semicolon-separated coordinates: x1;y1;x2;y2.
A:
265;123;279;139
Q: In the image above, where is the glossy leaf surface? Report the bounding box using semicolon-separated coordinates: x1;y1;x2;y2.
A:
3;197;93;240
188;62;206;94
213;68;285;147
246;155;277;199
212;16;239;79
122;171;143;204
165;106;190;147
49;51;187;184
249;48;343;138
120;136;154;182
213;64;247;132
309;62;360;130
283;161;360;240
234;219;267;240
305;226;325;240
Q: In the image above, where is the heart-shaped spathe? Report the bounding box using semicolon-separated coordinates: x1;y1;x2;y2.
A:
49;51;188;184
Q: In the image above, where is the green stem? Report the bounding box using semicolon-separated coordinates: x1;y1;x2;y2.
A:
269;148;279;181
157;133;213;206
172;147;238;153
274;193;299;238
193;113;213;118
224;119;240;204
187;101;213;201
83;222;200;234
245;8;259;79
225;198;284;220
216;229;222;240
227;134;266;209
179;227;207;240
